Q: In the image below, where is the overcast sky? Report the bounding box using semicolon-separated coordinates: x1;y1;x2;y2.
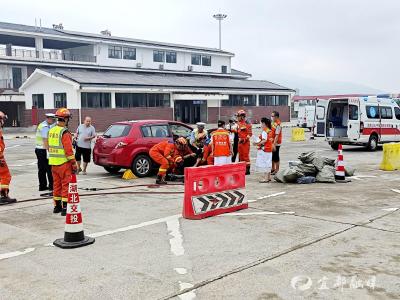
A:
1;0;399;95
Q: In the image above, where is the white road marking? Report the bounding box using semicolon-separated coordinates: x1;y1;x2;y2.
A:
174;268;188;275
8;160;37;167
0;247;35;261
391;189;400;194
221;211;295;216
5;145;21;150
257;192;286;200
178;282;196;300
166;218;184;256
381;208;399;212
355;175;377;178
88;214;180;238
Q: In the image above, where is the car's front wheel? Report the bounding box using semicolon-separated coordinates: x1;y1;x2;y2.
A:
132;155;152;177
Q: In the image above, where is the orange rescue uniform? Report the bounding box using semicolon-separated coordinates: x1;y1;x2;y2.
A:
264;129;274;153
237;120;252;165
149;140;176;175
52;130;75;205
201;144;214;165
0;131;11;192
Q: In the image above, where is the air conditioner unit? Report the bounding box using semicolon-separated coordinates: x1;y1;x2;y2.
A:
159;64;164;70
136;62;142;68
187;65;193;71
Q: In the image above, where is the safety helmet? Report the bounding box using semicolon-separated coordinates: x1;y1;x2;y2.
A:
175;137;187;146
237;109;246;117
55;108;71;119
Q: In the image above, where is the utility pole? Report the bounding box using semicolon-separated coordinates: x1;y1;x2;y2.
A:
213;13;227;50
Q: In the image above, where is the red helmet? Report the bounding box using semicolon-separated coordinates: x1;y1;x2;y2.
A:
175;137;187;146
237;109;246;116
55;108;71;119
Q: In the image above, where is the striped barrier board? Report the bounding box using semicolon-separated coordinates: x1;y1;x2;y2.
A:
183;162;247;219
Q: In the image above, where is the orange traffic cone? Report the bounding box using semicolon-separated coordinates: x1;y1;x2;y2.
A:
53;174;95;249
335;144;350;183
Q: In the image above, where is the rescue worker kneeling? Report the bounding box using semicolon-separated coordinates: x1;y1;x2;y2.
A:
48;108;78;215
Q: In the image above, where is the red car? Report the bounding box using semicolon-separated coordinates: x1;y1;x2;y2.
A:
93;120;193;177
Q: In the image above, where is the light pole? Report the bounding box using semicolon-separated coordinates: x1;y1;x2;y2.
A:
213;13;227;50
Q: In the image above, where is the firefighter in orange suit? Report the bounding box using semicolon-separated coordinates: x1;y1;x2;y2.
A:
200;138;214;165
0;111;16;204
237;110;252;175
211;120;232;165
149;140;176;184
48;108;78;215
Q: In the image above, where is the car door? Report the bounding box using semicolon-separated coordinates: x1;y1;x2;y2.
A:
347;100;361;141
140;124;171;148
315;99;328;136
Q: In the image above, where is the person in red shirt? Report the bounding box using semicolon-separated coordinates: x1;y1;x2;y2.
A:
149;140;176;184
211;120;232;165
271;111;283;174
237;110;252;174
254;117;274;183
0;111;16;204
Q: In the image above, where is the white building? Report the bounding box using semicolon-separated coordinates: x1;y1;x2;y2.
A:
0;21;294;129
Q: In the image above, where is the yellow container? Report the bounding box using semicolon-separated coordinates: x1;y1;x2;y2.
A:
380;143;400;171
291;128;306;142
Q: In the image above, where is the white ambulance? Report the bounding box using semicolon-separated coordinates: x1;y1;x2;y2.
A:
315;96;400;150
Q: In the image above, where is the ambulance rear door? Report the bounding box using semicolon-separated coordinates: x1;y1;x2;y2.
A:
315;99;329;136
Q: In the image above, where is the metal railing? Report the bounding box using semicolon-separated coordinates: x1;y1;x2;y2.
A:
0;47;96;63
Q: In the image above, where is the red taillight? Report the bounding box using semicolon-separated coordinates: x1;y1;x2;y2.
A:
360;121;364;133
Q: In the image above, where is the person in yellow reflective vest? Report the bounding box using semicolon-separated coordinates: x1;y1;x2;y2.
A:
48;108;78;215
35;113;56;192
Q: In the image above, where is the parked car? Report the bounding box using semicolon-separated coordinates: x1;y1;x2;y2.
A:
93;120;193;177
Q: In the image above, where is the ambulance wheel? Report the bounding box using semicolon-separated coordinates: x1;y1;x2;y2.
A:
330;142;339;150
367;134;378;151
132;155;152;177
104;166;121;174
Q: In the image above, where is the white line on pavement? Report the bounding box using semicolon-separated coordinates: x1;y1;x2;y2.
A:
166;217;185;256
257;192;286;200
174;268;188;275
88;214;180;238
5;145;21;150
391;189;400;194
0;247;35;261
381;208;399;212
221;211;295;216
178;282;196;300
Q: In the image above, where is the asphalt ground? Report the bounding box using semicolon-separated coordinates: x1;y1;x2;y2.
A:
0;128;399;300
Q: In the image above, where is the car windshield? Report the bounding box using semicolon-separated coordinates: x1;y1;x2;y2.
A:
103;124;131;138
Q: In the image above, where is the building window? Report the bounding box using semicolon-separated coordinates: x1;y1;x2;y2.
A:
153;50;165;62
221;95;256;107
201;55;211;66
108;46;122;59
32;94;44;109
259;95;289;106
115;93;170;108
221;65;227;73
191;54;201;65
81;93;111;108
54;93;67;108
123;47;136;60
166;51;177;63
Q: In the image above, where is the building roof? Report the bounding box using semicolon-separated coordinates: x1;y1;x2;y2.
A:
41;69;293;92
0;21;234;55
230;68;252;77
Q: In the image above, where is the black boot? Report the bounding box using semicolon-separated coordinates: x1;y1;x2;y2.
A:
61;201;67;216
0;189;17;204
53;200;62;214
156;175;167;185
246;166;251;175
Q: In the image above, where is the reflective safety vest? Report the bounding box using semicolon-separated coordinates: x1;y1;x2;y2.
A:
272;119;282;145
35;121;49;149
212;129;231;157
192;128;208;148
48;126;68;166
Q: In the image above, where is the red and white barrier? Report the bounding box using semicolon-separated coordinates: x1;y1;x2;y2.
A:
183;162;248;219
53;174;95;249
